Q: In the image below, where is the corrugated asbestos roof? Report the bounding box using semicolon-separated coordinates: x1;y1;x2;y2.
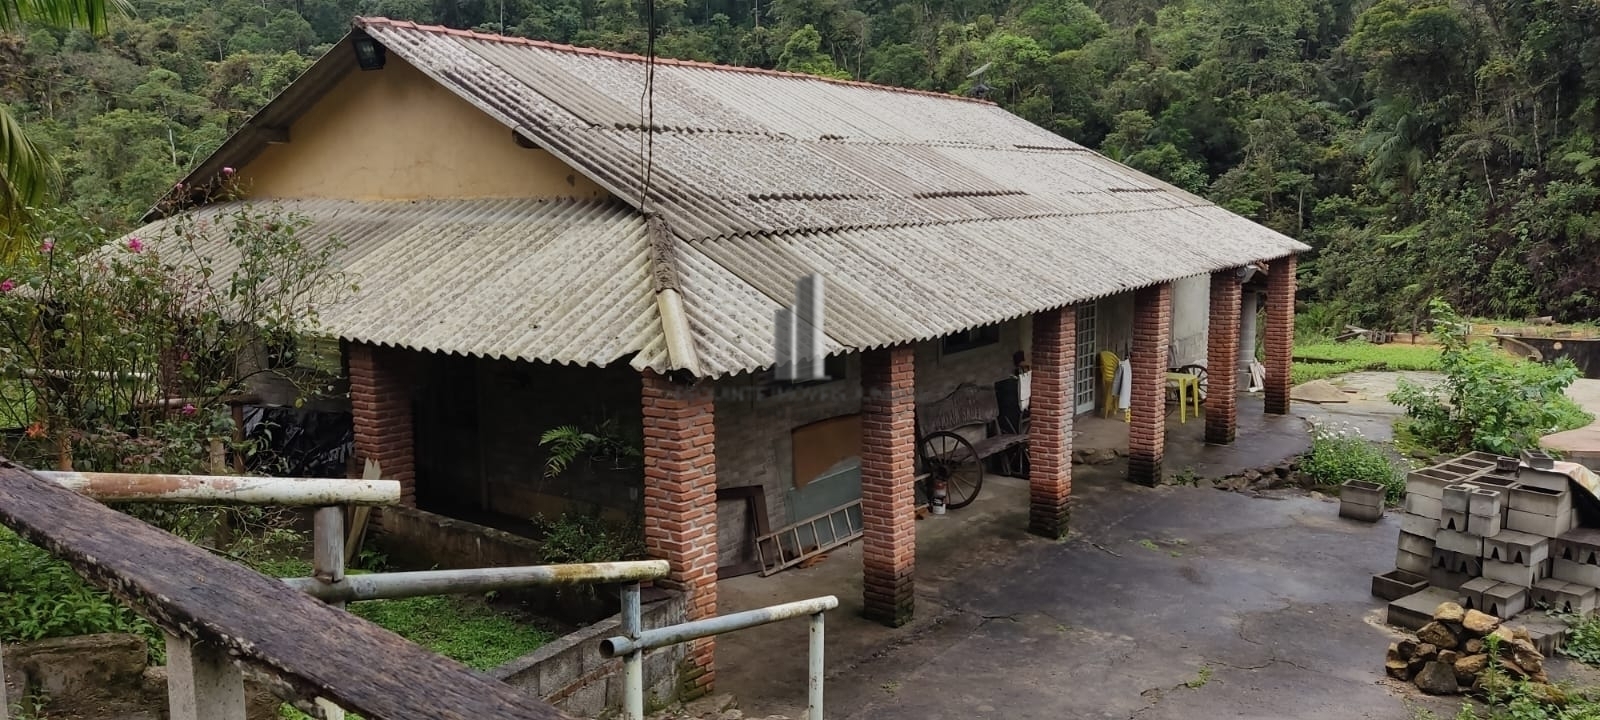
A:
129;198;672;371
147;18;1310;377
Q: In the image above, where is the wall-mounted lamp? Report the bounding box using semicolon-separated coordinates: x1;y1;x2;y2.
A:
1236;264;1259;284
353;35;387;71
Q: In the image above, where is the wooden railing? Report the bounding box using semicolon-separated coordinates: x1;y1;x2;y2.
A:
0;458;572;720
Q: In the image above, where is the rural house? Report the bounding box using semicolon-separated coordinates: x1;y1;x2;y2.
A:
130;17;1309;688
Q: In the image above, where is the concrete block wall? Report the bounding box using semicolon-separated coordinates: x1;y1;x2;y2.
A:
492;591;687;717
375;505;543;570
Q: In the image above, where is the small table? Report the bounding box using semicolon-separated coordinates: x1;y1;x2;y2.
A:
1166;372;1202;423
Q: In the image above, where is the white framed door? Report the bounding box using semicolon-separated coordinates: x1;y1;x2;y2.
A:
1074;304;1097;414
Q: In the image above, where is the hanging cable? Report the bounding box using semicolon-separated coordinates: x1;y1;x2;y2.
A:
638;0;658;215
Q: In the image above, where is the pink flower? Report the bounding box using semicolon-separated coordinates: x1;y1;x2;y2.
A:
180;403;197;416
174;182;184;191
222;166;236;176
0;279;13;293
39;239;53;253
127;237;144;253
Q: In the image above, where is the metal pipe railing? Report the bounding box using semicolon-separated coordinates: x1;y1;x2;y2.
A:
283;560;672;602
601;595;838;720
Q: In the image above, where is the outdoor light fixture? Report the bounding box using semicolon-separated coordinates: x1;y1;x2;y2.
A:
352;35;386;71
1236;264;1259;284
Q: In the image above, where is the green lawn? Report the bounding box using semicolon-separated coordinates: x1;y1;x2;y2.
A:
1291;341;1442;385
350;594;554;670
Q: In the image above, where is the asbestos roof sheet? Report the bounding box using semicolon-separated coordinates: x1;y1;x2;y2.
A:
146;19;1311;377
127;198;670;371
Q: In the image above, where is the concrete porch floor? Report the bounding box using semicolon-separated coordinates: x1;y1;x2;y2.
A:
1073;393;1312;479
714;395;1456;720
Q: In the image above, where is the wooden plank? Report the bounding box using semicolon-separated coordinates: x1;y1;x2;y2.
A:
0;458;571;720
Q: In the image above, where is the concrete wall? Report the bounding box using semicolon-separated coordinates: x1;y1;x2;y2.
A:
376;505;543;569
492;591;686;717
711;319;1024;563
1096;275;1209;367
241;55;608;202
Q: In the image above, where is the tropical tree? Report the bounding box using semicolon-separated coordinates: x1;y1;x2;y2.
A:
1;0;127;248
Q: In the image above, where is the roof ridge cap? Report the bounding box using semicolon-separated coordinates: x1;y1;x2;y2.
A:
354;16;997;107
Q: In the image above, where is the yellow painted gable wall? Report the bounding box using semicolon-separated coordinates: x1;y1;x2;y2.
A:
242;56;607;201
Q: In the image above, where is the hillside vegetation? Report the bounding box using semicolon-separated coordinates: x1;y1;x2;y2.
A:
4;0;1599;328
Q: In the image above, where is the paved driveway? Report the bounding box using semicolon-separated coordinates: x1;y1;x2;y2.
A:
719;466;1459;719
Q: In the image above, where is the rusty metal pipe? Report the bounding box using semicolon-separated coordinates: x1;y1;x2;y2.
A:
282;561;671;602
39;472;401;506
600;596;839;657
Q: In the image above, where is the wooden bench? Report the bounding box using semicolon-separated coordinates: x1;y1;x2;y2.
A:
915;382;1028;472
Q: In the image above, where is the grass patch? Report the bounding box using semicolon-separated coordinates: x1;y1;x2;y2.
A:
1291;341;1442;385
349;595;554;670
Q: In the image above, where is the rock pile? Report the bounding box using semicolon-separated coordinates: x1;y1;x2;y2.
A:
1385;601;1559;699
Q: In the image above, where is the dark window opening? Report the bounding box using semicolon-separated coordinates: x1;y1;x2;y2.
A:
942;325;1001;354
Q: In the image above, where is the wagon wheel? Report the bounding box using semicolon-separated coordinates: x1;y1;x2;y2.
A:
918;430;984;510
1177;363;1209;403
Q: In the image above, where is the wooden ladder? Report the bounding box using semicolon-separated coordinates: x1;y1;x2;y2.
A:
756;500;864;576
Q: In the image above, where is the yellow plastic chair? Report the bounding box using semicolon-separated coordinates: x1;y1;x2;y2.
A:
1166;372;1202;423
1098;351;1128;421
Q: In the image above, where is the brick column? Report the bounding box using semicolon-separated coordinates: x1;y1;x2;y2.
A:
1264;255;1297;415
1028;307;1074;539
860;345;916;627
1205;271;1242;445
348;342;416;505
1128;283;1172;487
641;371;718;691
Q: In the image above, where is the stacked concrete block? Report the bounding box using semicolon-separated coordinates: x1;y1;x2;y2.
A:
1383;450;1596;632
1507;485;1575;537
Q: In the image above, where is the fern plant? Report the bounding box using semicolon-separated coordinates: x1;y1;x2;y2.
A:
538;418;641;478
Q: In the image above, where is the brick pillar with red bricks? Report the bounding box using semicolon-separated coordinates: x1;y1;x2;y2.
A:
640;370;719;692
1128;283;1172;487
860;345;917;627
1028;307;1074;539
347;342;417;505
1264;255;1298;416
1205;270;1242;445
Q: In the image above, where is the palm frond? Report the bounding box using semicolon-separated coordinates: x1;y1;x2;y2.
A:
0;105;56;252
1;0;130;34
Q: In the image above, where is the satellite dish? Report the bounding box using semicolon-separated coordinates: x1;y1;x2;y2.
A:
967;62;994;79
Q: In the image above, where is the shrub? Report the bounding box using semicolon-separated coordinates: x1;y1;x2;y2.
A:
530;513;646;564
1301;422;1406;504
1390;299;1593;456
0;527;158;652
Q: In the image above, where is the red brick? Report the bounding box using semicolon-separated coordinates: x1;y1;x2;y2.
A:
1128;283;1171;487
1205;270;1242;444
1264;255;1297;415
860;345;916;627
1028;307;1074;538
348;343;417;504
641;370;719;686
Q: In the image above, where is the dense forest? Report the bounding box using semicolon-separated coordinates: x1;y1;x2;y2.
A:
3;0;1600;330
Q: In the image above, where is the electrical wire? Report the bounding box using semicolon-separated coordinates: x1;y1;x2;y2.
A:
638;0;658;215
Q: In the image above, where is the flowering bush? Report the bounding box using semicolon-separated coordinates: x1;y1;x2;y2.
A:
0;177;348;472
1301;422;1407;504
